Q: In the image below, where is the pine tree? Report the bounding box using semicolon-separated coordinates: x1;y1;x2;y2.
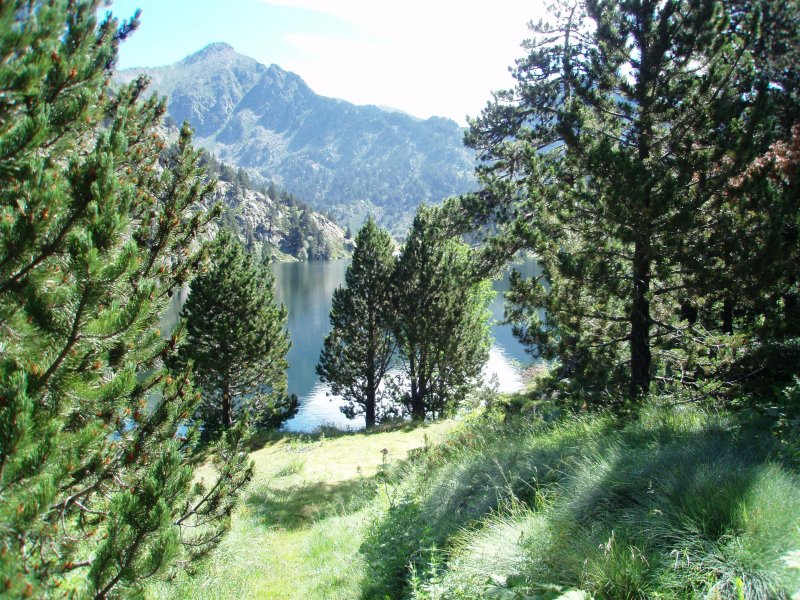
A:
283;211;306;259
393;206;493;420
462;0;791;403
317;217;396;429
676;0;800;391
175;229;296;439
0;2;253;595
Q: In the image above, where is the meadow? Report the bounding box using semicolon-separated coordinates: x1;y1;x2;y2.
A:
151;398;800;599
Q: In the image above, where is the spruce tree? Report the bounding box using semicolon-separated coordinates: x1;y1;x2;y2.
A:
175;229;296;439
0;2;253;595
393;206;493;420
317;217;396;429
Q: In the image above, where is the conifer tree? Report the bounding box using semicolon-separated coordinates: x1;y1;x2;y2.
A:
175;229;296;438
674;0;800;390
394;206;493;420
462;0;793;403
317;217;396;429
0;2;253;595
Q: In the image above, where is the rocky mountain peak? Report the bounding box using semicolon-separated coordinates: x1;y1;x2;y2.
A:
117;46;477;233
181;42;237;64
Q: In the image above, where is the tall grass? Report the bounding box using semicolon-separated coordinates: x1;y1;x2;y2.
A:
361;404;800;599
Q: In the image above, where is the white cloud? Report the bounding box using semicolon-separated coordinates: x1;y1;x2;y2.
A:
259;0;546;123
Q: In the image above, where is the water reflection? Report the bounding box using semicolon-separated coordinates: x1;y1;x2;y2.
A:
488;258;542;365
274;258;541;432
272;260;349;408
162;258;541;432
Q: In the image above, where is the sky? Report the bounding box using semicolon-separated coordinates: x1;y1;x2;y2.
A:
105;0;547;125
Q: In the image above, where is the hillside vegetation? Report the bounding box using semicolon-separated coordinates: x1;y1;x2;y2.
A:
2;1;798;597
155;125;351;261
150;398;800;599
150;421;455;599
200;153;351;261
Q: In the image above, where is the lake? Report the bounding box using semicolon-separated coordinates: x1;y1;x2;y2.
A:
272;258;541;432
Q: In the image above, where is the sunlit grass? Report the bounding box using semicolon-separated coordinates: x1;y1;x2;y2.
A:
149;420;454;599
149;402;800;599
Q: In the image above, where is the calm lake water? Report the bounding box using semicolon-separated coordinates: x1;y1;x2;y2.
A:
273;258;541;432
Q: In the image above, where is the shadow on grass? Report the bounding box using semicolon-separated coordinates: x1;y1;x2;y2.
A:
319;420;422;437
246;476;376;531
518;420;791;599
356;418;587;600
246;420;426;452
358;409;792;600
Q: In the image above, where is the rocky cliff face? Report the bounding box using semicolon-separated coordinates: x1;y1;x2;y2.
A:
208;177;350;262
117;43;477;234
151;122;349;261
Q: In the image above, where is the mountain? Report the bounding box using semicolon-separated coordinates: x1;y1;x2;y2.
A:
211;181;350;262
198;150;351;261
157;123;349;261
116;43;477;233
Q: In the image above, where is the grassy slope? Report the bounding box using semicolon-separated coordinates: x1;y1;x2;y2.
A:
365;405;800;600
153;403;800;599
151;421;454;599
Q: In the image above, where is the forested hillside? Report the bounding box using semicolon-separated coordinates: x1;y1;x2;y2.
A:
199;151;351;261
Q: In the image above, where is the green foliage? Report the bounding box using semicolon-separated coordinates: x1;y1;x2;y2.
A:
360;403;800;599
147;422;454;599
281;207;335;260
175;416;255;565
318;206;496;427
0;1;253;595
175;229;296;439
462;0;800;406
197;151;347;262
394;205;494;420
359;414;605;598
317;217;397;428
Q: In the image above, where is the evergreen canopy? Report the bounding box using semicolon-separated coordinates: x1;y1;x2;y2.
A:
317;217;396;429
0;2;253;595
394;206;493;420
176;228;296;438
462;0;800;404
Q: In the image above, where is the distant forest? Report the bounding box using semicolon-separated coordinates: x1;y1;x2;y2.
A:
199;149;349;261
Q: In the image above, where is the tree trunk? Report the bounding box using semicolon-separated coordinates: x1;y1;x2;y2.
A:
680;300;698;325
722;298;734;335
409;377;426;421
407;353;426;421
364;336;377;429
365;372;376;430
784;292;799;335
629;12;656;402
630;238;652;398
222;378;232;428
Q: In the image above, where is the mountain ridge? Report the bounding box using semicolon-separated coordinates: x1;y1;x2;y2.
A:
116;43;477;233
